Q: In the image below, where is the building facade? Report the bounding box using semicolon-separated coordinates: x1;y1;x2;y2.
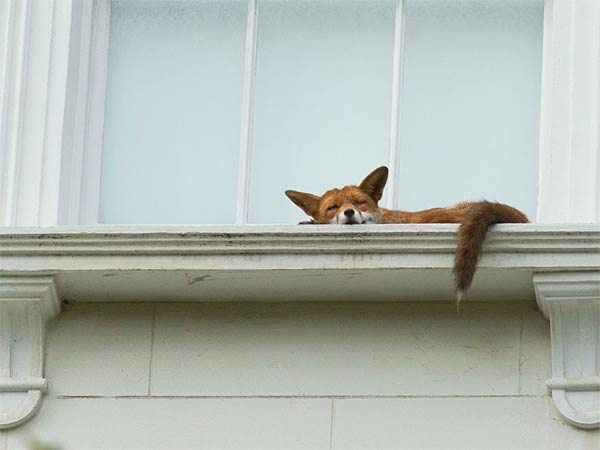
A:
0;0;599;448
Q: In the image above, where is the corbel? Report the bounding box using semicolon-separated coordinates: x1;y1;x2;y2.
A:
0;277;60;429
534;272;600;429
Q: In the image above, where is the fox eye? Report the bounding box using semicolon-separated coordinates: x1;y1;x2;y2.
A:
327;205;339;212
355;200;367;206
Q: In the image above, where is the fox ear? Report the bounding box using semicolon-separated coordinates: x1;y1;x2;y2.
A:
359;166;388;203
285;190;321;218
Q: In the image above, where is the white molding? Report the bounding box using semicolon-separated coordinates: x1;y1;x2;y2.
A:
60;0;110;226
236;0;259;225
536;0;554;221
534;272;600;429
0;277;60;430
0;0;74;227
79;0;110;226
0;224;597;269
0;225;596;305
537;0;600;223
386;0;406;210
0;0;31;226
0;0;110;227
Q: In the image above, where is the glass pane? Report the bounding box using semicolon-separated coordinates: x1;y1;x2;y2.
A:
397;0;543;221
248;0;396;224
99;0;247;224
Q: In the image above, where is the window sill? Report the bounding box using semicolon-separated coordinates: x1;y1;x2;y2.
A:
0;223;598;429
0;223;597;303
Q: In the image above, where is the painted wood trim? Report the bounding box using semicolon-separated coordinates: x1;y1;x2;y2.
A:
236;0;259;225
0;224;597;271
38;0;75;226
0;0;74;226
534;272;600;429
386;0;406;210
537;0;600;223
79;0;110;225
0;0;31;226
60;0;110;226
536;0;554;221
0;0;109;227
0;277;60;430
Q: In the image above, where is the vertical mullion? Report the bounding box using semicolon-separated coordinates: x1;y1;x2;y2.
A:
386;0;406;210
536;0;554;222
236;0;259;225
80;0;110;225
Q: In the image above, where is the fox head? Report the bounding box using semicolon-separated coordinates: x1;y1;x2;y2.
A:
285;166;388;225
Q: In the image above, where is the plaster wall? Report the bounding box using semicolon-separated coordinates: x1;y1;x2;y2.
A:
2;301;598;450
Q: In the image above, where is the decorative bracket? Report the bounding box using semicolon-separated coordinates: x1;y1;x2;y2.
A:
0;277;60;429
534;272;600;429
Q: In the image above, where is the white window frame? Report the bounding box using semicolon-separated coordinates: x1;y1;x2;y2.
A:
61;0;110;226
66;0;406;225
1;0;598;227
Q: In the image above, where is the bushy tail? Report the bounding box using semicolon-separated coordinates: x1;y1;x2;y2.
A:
454;202;528;300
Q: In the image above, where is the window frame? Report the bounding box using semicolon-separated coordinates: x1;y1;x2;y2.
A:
62;0;597;226
68;0;407;225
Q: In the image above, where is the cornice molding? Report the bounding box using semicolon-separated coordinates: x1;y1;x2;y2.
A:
0;224;597;270
534;272;600;429
0;276;60;429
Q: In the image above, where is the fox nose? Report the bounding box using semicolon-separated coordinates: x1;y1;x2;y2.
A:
344;208;355;218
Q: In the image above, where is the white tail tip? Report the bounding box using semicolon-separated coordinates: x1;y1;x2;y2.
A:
456;290;464;313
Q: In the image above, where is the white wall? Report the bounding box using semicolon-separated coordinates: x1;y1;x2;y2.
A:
4;301;598;450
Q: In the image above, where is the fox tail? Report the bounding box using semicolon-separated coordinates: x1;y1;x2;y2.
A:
454;201;529;302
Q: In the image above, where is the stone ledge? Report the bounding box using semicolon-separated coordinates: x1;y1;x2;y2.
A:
0;224;597;302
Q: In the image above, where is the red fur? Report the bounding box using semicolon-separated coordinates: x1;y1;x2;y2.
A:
285;167;529;295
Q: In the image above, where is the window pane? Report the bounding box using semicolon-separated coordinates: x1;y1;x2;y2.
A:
248;0;396;224
99;0;246;224
397;0;543;220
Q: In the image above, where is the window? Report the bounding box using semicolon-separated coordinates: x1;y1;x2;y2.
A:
99;0;247;224
397;0;543;219
248;0;396;224
95;0;545;225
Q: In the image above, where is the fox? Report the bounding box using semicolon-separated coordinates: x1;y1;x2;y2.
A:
285;166;529;302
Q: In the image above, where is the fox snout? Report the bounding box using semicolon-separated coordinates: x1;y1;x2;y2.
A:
336;206;360;224
334;207;371;225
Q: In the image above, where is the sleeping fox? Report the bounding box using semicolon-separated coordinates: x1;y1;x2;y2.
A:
285;166;529;300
